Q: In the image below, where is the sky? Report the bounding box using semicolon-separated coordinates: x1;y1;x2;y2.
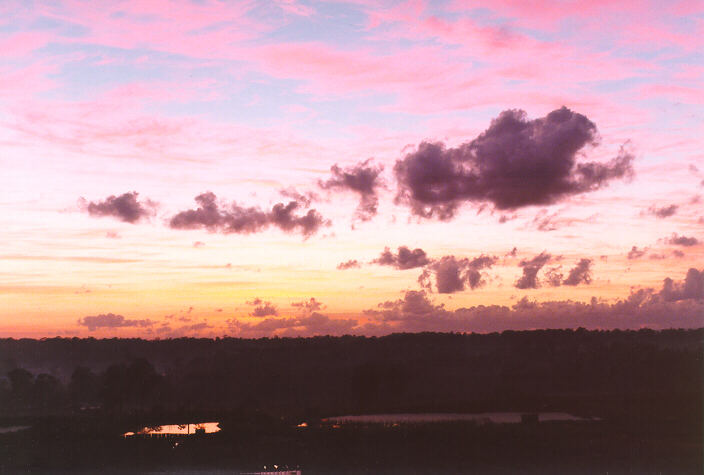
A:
1;0;703;338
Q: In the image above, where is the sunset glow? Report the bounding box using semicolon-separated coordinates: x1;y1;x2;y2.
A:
1;0;702;338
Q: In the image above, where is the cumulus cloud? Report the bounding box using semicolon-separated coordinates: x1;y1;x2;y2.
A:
419;254;497;293
659;268;704;302
292;297;324;313
246;298;278;317
78;313;154;331
372;246;431;270
169;192;328;237
515;252;552;289
337;259;361;270
229;312;357;338
627;246;647;260
647;204;678;218
562;258;593;286
664;233;699;247
319;159;384;221
279;187;318;207
363;270;704;334
81;192;156;223
394;107;634;220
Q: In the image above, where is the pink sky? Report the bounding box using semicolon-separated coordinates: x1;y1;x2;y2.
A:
0;0;702;338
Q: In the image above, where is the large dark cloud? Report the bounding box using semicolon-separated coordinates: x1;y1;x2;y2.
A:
319;159;384;221
78;313;154;331
372;246;430;270
515;252;552;289
664;233;699;247
82;192;156;223
419;254;497;293
394;107;634;219
362;268;704;334
169;192;328;237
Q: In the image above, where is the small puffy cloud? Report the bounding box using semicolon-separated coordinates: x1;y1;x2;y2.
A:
319;159;384;221
337;259;361;270
627;246;647;260
663;233;699;247
81;192;156;223
515;252;552;289
419;254;497;293
394;107;634;220
169;192;328;238
372;246;430;270
78;313;154;331
292;297;324;313
647;204;678;219
562;258;593;286
246;298;278;317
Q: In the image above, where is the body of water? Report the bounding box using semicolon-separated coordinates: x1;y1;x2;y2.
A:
123;421;221;437
322;412;594;425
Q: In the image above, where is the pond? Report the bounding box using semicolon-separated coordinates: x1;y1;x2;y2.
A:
123;421;221;437
322;412;595;425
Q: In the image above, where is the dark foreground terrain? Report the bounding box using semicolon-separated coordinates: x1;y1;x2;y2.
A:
0;328;702;473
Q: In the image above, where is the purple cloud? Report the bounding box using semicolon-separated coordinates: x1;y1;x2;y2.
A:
363;269;704;334
169;192;328;237
246;298;278;317
515;252;552;289
664;233;699;247
394;107;634;219
337;259;361;270
627;246;647;260
82;192;156;223
78;313;154;331
319;159;384;221
562;258;593;286
419;254;497;293
647;204;678;218
292;297;324;313
372;246;431;270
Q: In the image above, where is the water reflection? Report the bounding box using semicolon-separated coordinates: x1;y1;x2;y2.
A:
323;412;594;425
0;425;30;434
123;421;220;437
